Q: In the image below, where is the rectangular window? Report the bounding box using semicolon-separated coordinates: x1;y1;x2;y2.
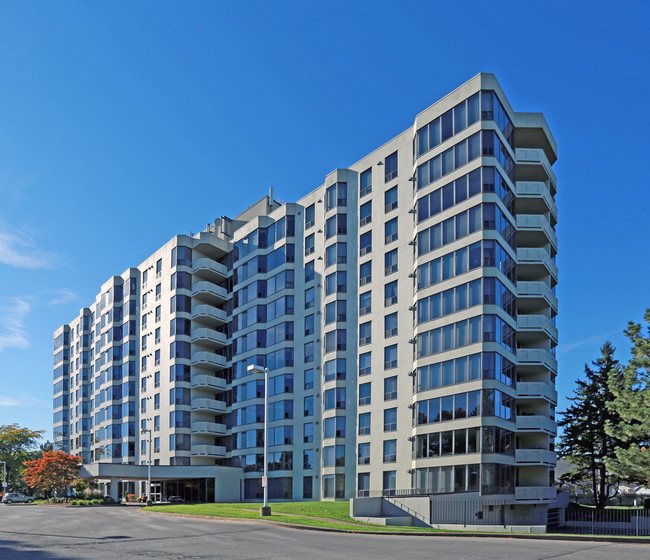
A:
385;152;398;182
384;313;398;338
385;186;398;213
360;231;372;256
384;376;397;400
385;249;398;275
360;201;372;226
383;440;397;463
359;412;371;435
384;408;397;432
360;168;372;197
359;382;371;406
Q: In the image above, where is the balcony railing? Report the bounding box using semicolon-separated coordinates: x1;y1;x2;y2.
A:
517;314;559;344
191;374;227;391
514;486;556;503
516;382;558;404
516;415;557;435
515;448;557;466
191;398;226;413
191;421;226;435
517;348;558;373
191;444;226;458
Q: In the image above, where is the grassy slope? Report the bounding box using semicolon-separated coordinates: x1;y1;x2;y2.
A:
146;501;440;532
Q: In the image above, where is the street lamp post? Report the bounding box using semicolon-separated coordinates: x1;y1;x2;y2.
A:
247;364;271;516
140;427;152;506
1;461;7;495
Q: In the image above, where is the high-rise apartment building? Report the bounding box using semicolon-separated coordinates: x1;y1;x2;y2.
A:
53;73;558;514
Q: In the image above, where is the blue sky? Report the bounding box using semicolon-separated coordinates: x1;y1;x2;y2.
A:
0;1;648;441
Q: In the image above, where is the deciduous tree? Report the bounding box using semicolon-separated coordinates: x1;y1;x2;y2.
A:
22;450;82;496
0;424;44;492
607;309;650;483
557;342;626;508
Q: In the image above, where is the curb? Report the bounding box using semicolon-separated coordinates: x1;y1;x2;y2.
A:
139;509;650;544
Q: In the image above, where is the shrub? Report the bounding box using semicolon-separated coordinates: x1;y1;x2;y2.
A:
103;496;115;504
71;500;78;505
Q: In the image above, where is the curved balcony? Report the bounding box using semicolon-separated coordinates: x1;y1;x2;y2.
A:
515;181;557;224
517;314;558;344
191;444;226;458
517;281;558;315
517;248;558;284
191;351;226;370
516;415;557;436
515;448;556;466
515;148;557;193
517;214;558;254
191;421;226;435
191;328;227;349
514;486;556;503
192;281;229;304
191;398;226;413
191;305;227;326
193;258;228;282
517;348;558;374
516;382;558;405
191;374;226;392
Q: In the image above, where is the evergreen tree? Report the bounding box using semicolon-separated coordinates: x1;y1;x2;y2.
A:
557;342;626;508
607;309;650;483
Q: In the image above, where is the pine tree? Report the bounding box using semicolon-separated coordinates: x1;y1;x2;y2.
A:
606;309;650;483
557;342;626;508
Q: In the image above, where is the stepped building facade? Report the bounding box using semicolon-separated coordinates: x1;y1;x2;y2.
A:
53;73;558;513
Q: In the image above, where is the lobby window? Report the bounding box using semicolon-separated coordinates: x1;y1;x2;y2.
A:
359;291;371;316
385;218;398;244
360;201;372;226
385;152;398;182
385;249;398;275
360;261;372;286
360;168;372;197
359;412;371;435
384;376;397;400
358;442;370;465
360;231;372;256
385;280;398;306
305;234;315;256
359;382;371;406
384;345;397;370
359;322;371;346
383;440;397;463
305;204;315;229
385;186;398;213
384;313;398;338
384;408;397;432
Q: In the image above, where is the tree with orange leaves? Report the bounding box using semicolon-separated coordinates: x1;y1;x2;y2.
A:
22;450;82;496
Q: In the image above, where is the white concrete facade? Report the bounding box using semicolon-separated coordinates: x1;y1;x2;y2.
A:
53;73;558;513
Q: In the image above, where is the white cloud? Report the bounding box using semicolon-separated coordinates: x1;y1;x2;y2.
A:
0;229;55;269
558;330;621;353
43;289;79;306
0;297;31;351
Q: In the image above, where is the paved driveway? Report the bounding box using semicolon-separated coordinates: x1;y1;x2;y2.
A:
0;504;648;560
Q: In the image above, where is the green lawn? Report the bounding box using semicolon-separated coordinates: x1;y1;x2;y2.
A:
146;501;441;532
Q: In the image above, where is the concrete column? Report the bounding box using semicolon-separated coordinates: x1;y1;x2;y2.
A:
109;477;120;502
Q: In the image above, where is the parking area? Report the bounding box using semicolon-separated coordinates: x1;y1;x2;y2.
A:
1;505;649;559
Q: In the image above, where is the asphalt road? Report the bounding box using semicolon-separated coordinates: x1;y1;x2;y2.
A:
0;504;648;560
